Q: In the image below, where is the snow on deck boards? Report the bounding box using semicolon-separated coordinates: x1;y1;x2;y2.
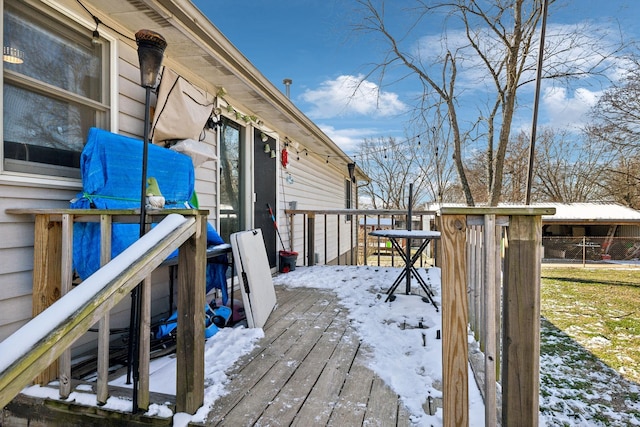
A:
203;285;412;426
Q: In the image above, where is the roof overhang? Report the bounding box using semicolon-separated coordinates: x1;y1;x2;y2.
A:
78;0;367;180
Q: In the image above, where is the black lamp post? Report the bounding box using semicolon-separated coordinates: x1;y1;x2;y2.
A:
347;162;356;183
128;29;166;412
135;29;166;237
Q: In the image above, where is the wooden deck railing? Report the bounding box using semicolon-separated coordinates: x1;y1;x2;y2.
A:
285;206;555;427
285;208;437;266
1;209;208;415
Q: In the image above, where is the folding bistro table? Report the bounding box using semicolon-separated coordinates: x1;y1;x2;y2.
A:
368;229;441;310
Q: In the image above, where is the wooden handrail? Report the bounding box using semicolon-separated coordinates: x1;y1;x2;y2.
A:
0;213;205;413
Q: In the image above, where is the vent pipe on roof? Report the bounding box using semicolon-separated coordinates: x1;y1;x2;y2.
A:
283;78;292;98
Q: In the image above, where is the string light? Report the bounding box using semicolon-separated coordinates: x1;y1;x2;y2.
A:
296;130;432;165
91;16;101;45
76;0;136;42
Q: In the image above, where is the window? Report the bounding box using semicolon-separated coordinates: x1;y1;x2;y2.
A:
3;0;110;178
345;178;353;221
219;118;245;242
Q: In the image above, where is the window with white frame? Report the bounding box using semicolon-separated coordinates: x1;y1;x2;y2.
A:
3;0;110;178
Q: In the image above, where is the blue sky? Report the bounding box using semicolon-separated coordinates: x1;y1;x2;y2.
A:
192;1;640;154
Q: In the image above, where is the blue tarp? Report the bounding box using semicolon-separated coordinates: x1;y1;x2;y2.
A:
71;128;227;301
72;127;194;210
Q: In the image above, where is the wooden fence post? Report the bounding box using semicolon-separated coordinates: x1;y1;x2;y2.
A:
502;214;541;427
440;214;469;427
176;213;207;414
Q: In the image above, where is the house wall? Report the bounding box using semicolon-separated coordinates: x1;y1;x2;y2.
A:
278;145;356;265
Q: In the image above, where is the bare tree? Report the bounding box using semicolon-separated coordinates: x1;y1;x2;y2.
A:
355;0;625;205
600;157;640;209
532;129;615;202
424;123;458;204
583;56;640;208
356;137;430;209
460;127;618;204
587;56;640;154
462;130;529;203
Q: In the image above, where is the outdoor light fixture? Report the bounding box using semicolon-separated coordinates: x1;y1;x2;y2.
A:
91;16;102;45
3;46;24;64
348;162;356;183
206;107;223;130
129;28;166;414
135;29;167;88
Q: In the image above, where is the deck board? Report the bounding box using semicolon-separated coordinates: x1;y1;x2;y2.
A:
202;285;410;427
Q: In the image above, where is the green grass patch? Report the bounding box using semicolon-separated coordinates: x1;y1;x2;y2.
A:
541;267;640;383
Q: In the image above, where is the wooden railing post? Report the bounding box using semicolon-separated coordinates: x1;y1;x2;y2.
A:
59;213;73;399
336;214;340;265
324;215;328;264
502;214;541;427
434;215;442;268
483;214;497;427
440;214;469;427
307;213;315;266
288;212;295;252
32;214;62;385
97;214;112;405
176;213;207;414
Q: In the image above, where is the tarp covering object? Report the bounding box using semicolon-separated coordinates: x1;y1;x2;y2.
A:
70;128;227;299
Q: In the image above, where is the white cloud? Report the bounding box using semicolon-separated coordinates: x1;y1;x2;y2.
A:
300;75;408;119
542;86;602;130
318;124;382;152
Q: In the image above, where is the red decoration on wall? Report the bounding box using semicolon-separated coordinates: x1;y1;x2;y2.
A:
281;147;289;168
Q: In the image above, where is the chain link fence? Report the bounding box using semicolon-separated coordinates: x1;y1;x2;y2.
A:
543;236;640;262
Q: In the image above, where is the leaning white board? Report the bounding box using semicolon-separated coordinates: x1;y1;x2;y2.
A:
230;229;277;328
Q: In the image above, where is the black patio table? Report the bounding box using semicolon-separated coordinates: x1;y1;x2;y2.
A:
368;229;441;311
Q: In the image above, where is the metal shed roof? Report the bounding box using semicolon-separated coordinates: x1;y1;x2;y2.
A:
539;203;640;223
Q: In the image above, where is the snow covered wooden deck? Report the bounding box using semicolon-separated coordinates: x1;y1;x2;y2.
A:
200;285;414;426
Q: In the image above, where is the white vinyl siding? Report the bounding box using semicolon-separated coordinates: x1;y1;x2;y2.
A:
278;147;355;264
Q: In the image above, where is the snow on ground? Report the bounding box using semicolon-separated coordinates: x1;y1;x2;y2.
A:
20;264;640;426
272;265;485;426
